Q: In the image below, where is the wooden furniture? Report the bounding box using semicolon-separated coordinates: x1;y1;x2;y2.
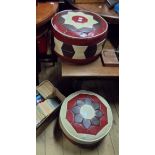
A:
65;0;119;24
36;2;59;51
61;55;118;77
36;2;59;48
36;2;59;28
36;2;59;84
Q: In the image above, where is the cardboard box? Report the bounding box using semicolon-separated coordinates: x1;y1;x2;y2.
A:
36;80;65;136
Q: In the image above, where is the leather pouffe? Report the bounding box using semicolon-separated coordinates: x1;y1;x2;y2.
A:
59;90;113;145
51;10;108;64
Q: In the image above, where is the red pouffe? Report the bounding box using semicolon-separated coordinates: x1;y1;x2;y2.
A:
59;90;113;145
51;10;108;64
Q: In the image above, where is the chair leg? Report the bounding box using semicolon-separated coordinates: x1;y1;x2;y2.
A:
36;42;41;85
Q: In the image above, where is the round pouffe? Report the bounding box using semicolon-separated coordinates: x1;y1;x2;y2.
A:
51;10;108;64
59;90;113;145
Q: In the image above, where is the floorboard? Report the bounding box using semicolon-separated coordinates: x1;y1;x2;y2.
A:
36;131;46;155
80;147;98;155
109;103;119;155
97;134;115;155
62;135;81;155
114;102;119;117
45;119;63;155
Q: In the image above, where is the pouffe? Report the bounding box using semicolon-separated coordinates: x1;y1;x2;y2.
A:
51;10;108;64
59;90;113;145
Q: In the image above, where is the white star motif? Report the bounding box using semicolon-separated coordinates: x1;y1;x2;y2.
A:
62;12;98;29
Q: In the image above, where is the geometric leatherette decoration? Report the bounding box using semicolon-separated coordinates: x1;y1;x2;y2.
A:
66;94;108;135
54;37;106;59
59;90;113;145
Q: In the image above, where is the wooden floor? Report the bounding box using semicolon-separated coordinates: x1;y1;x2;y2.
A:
36;102;119;155
37;60;119;155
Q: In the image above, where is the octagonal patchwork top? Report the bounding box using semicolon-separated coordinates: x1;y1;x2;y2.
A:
51;10;108;39
59;90;113;145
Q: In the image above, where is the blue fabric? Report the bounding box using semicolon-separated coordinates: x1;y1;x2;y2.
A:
114;3;119;14
36;94;44;104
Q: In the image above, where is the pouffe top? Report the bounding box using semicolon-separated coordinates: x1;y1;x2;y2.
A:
59;90;113;145
51;10;108;39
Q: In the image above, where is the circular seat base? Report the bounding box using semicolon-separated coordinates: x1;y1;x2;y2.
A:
59;90;113;145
